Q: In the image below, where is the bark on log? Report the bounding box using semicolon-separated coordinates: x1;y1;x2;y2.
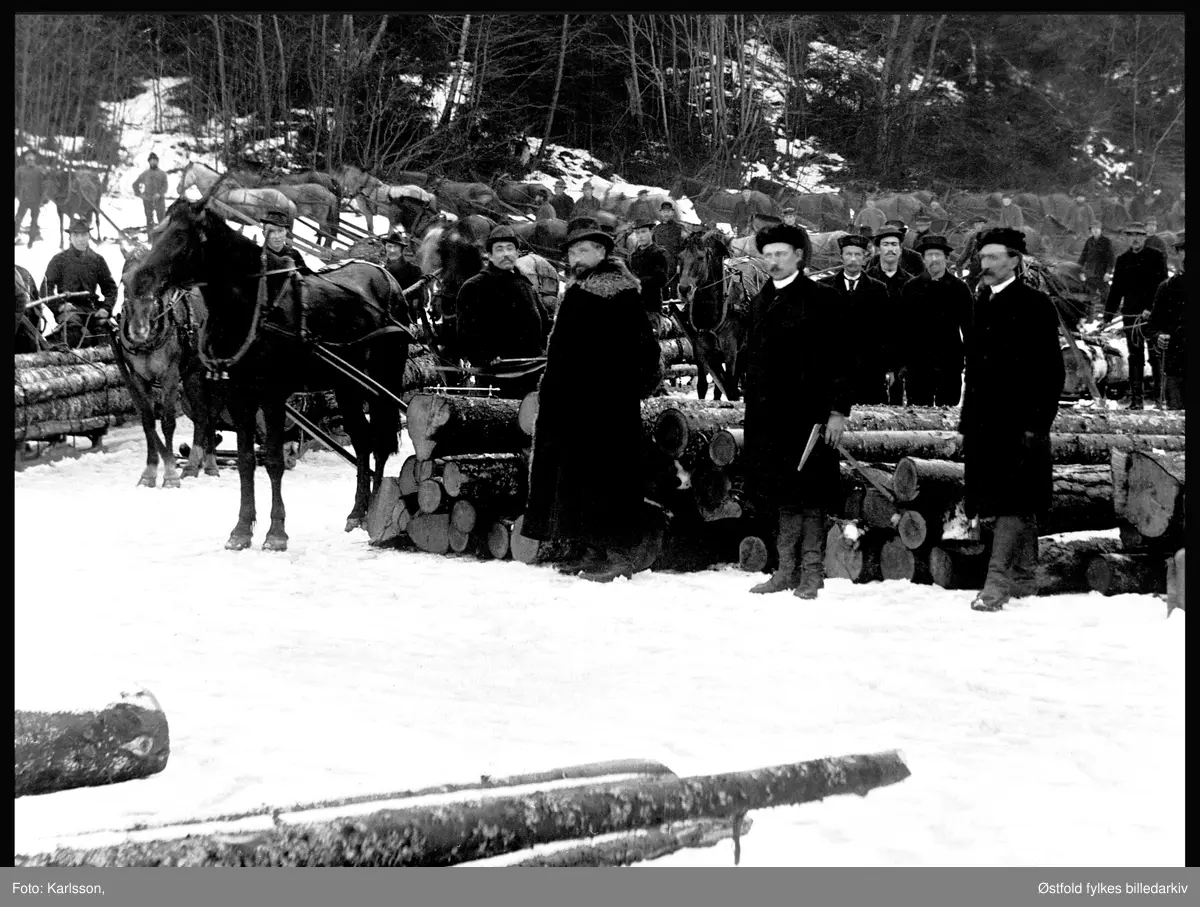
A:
407;512;451;554
928;541;989;590
652;408;718;466
15;387;138;427
487;519;513;559
14;414;124;442
450;499;478;534
1125;451;1185;539
879;536;931;583
405;393;526;460
402;345;443;397
415;457;435;483
1111;448;1131;521
1166;549;1185;616
518;392;539;436
1085;552;1168;596
668;364;699;379
398;455;420;497
708;428;744;467
738;536;769;573
14;363;126;406
658;336;694;365
891;457;964;504
506;816;752;867
1036;536;1122;595
14;345;117;370
14;690;170;798
832;430;1181;466
15;750;911;867
439;453;528;516
366;477;404;544
416;478;446;515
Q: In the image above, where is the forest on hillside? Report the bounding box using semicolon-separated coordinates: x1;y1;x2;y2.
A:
14;14;1185;200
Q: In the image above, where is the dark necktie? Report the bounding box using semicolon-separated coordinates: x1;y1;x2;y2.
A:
847;278;858;293
978;286;993;305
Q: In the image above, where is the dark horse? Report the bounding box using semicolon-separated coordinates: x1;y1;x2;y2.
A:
124;196;413;551
677;229;753;401
416;222;486;364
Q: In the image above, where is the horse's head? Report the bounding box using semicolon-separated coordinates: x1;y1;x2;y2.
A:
120;279;165;347
678;230;727;302
176;162;194;196
123;197;218;299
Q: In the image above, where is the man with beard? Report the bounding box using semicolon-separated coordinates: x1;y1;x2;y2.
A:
1077;222;1115;301
897;234;973;406
866;225;914;404
742;223;853;600
1105;222;1169;409
1146;233;1186;410
456;225;550;397
818;234;890;404
959;227;1064;612
523;216;662;583
629;219;670;322
652;201;685;297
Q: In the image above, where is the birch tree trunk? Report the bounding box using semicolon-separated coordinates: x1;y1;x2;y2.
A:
254;15;272;145
627;15;643;124
439;15;472;129
272;16;290;149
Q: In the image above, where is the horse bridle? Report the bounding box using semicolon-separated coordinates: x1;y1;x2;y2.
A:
118;288;184;355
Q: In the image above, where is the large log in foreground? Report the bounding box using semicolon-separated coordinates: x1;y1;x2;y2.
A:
16;750;910;867
1124;451;1185;540
15;690;170;798
14;344;117;370
406;393;526;460
842;430;1185;465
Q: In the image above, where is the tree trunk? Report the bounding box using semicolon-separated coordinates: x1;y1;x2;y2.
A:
398;455;420;497
16;751;910;868
440;453;528;516
15;691;170;798
928;541;989;590
487;518;513;559
253;16;271;144
448;525;473;554
825;521;885;583
209;16;231;157
272;16;290;145
896;509;938;550
405;393;526;460
438;16;472;130
450;498;478;534
407;512;450;554
1036;535;1122;595
842;430;1184;465
416;477;447;515
891;456;963;503
708;428;744;467
518;391;539;436
16;345;117;369
509;513;539;564
536;16;570;164
15;388;138;427
15;363;126;406
1124;450;1185;539
510;815;750;867
1086;552;1167;596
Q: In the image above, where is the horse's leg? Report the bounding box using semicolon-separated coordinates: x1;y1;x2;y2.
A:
356;197;374;236
225;394;258;550
159;367;182;488
722;331;741;402
130;369;163;487
368;339;407;498
260;395;290;551
335;383;374;532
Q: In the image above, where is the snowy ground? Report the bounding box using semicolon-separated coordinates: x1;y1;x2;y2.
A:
13;418;1186;865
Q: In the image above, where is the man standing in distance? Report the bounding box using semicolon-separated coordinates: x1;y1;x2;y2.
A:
1105;222;1168;409
133;152;169;234
959;227;1064;612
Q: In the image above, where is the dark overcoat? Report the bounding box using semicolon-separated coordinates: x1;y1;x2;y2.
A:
899;246;926;276
629;243;670;313
959;279;1065;518
41;247;118;314
523;257;662;548
741;273;854;512
1077;235;1115;280
1105;247;1169;323
818;268;890;404
898;270;973;401
456;263;549;365
1147;272;1186;377
550;192;575;221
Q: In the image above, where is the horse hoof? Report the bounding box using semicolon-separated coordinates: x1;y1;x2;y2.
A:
226;535;253;551
163;475;182;489
263;535;289;552
137;475;157;488
204;467;221;477
344;518;365;533
180;467;199;479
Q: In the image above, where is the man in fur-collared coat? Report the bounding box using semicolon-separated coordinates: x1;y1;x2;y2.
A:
523;216;663;583
742;222;854;600
959;227;1065;613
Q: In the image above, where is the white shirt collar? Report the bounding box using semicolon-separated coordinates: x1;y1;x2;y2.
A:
989;274;1017;295
771;270;800;290
880;265;899;277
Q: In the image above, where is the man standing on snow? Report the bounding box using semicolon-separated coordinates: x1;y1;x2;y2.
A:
959;227;1064;613
574;181;601;216
14;149;45;247
741;222;853;600
132;152;169;234
817;234;890;404
629;218;669;321
998;194;1024;229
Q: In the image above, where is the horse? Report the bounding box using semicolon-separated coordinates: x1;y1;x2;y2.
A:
494;177;550;212
14;264;47;353
123;195;413;551
114;274;220;488
178;162;298;226
338;165;444;237
416;222;484;362
41;169;103;248
271;182;340;247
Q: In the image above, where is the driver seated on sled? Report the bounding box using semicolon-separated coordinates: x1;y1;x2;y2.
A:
260;210;312;279
41;217;118;336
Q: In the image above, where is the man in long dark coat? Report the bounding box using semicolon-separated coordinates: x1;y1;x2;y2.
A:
866;226;914;403
742;223;853;600
523;216;662;583
652;201;685;296
959;227;1065;612
897;234;973;406
1077;222;1115;300
14;149;45;246
628;219;670;321
548;179;575;221
883;219;925;275
1146;232;1186;410
818;234;890;404
1105;222;1169;409
456;225;550;397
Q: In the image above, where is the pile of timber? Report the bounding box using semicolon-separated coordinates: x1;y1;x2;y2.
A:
14;345;140;442
367;397;1184;599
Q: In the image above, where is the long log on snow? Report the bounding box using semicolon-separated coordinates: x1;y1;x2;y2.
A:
506;815;752;866
1085;552;1168;596
405;393;526;460
928;541;989;590
841;430;1184;466
1037;535;1123;595
15;751;911;867
15;689;170;798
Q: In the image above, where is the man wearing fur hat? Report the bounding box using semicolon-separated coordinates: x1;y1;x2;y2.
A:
1105;222;1169;408
457;225;550;397
133;152;169;233
629;218;670;320
742;222;853;600
41;218;118;338
818;234;890;404
898;234;973;406
523;217;662;583
1146;232;1186;409
959;227;1064;612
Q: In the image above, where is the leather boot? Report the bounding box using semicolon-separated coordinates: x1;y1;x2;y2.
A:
1009;515;1040;599
555;545;606;575
793;510;827;600
579;547;635;583
972;514;1023;611
750;509;803;593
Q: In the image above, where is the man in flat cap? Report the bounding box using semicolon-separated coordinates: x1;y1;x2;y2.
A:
1105;221;1169;408
959;227;1064;612
41;217;118;344
1077;222;1115;304
897;234;973;406
742;222;853;600
523;217;662;583
866;224;914;403
818;233;890;404
456;225;550;397
549;179;575;222
133;152;169;234
1146;232;1186;409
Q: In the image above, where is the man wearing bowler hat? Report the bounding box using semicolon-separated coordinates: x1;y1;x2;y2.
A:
456;225;550;396
133;152;169;233
1105;221;1169;408
549;179;575;221
1146;232;1186;410
959;227;1064;612
629;217;670;321
523;217;662;583
883;218;925;275
382;229;424;299
818;233;890;404
41;217;118;341
898;234;973;406
260;209;311;277
742;221;853;600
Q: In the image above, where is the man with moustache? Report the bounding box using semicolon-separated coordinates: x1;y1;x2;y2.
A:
548;179;575;221
1105;222;1169;409
652;201;685;296
742;222;853;600
523;216;662;583
882;218;925;275
41;218;118;340
456;225;551;397
818;234;890;404
866;225;914;404
959;227;1064;612
897;234;973;406
1145;232;1185;409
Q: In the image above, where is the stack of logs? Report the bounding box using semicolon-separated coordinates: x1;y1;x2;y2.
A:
14;345;140;442
367;394;1184;606
652;312;699;383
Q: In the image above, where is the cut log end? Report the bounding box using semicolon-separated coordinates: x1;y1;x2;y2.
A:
487;520;513;560
518;392;539;437
653;409;690;459
738;536;769;573
510;514;540;564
